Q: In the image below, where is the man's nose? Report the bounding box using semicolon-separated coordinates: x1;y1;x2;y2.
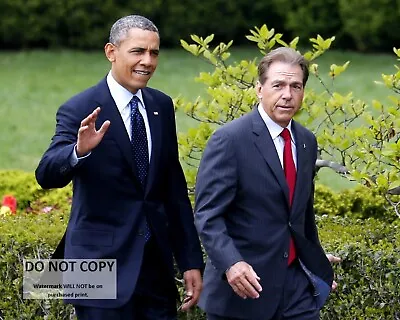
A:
282;86;292;100
141;52;153;65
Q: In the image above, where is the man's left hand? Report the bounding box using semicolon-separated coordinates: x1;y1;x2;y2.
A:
180;269;202;311
326;254;341;291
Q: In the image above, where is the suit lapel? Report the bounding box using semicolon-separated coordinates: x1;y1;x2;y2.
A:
291;121;311;210
93;78;141;187
142;88;162;196
251;109;289;203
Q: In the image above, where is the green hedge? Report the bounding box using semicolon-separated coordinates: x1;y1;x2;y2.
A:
0;0;158;49
0;0;275;49
1;170;399;319
314;184;396;222
269;0;400;51
0;170;72;213
271;0;344;48
337;0;400;52
3;170;392;222
1;0;399;51
319;216;400;319
0;211;72;319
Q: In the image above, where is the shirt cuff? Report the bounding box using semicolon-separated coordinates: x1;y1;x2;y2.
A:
69;145;91;167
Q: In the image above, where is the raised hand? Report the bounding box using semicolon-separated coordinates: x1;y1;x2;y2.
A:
226;261;262;299
76;107;110;157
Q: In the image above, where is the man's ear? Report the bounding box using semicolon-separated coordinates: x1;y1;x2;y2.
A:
104;43;116;62
255;81;262;99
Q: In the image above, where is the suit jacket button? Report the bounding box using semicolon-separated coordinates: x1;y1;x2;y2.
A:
138;230;144;236
283;252;288;258
60;166;67;174
288;222;292;227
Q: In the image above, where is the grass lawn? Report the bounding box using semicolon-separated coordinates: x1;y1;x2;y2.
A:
0;48;397;190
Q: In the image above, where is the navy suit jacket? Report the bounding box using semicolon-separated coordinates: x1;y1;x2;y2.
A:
194;109;333;319
35;78;203;308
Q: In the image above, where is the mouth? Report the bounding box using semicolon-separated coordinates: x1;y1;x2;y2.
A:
275;105;293;111
133;70;151;76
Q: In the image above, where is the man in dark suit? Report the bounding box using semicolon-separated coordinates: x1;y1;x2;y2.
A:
35;14;203;320
194;47;334;320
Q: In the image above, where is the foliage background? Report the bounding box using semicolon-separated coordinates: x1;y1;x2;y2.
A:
1;0;399;51
1;171;399;319
1;1;400;319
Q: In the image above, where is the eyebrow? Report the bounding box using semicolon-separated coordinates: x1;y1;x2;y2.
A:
130;47;160;54
271;79;303;86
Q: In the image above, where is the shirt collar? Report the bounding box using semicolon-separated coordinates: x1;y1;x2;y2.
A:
257;103;295;142
106;71;145;113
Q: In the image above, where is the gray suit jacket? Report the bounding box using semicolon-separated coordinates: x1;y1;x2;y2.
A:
194;108;333;319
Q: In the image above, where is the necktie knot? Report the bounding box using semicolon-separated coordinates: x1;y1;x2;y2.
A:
280;128;291;142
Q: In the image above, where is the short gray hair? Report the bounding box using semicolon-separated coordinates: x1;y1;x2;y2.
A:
258;47;309;86
109;15;159;46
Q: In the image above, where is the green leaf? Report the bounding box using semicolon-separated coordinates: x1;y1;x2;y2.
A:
259;25;269;39
267;28;275;40
393;47;400;59
246;35;259;43
204;34;214;45
190;34;201;44
289;37;299;48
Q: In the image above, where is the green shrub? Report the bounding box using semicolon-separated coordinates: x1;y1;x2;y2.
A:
0;0;153;49
2;0;399;51
1;170;399;318
270;0;343;47
0;170;42;210
319;216;400;319
314;184;393;221
0;0;290;49
159;0;283;47
1;210;399;319
0;170;72;213
0;211;71;319
338;0;400;51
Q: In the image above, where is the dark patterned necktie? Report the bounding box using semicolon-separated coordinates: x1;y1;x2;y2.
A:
130;96;151;241
280;128;297;265
130;96;149;186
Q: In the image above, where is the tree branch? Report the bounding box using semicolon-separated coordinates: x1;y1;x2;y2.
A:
315;159;349;174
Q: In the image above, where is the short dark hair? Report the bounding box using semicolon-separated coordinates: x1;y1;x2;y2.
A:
109;15;159;46
258;47;309;86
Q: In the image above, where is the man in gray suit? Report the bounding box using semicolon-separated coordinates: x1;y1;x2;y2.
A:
195;47;334;319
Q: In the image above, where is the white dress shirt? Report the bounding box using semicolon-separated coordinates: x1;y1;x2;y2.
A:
107;71;152;162
257;104;297;169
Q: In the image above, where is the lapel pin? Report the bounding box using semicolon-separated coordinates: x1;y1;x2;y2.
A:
153;111;159;115
303;143;306;149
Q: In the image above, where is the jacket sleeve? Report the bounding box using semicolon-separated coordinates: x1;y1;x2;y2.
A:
163;97;204;272
194;129;243;272
35;103;86;189
304;133;322;247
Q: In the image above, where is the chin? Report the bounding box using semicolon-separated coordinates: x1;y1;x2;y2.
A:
129;82;148;91
277;118;291;127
